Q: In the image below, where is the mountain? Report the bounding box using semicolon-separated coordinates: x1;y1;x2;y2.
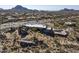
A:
0;8;3;10
0;5;39;13
60;8;75;11
11;5;29;12
0;5;78;13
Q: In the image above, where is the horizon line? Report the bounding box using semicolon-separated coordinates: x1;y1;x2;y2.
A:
0;5;79;11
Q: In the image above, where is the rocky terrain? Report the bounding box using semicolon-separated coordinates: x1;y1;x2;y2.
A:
0;5;79;53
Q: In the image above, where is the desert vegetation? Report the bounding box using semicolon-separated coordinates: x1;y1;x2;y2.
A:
0;5;79;53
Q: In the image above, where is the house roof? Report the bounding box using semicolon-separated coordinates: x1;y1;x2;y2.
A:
24;23;46;28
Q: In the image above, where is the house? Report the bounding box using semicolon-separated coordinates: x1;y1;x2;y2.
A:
23;22;68;37
5;16;15;20
65;22;76;26
18;40;36;48
53;29;68;37
3;16;17;23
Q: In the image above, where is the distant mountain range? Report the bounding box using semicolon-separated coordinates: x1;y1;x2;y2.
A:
60;8;75;11
0;5;78;12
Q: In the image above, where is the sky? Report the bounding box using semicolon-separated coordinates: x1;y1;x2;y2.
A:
0;5;79;11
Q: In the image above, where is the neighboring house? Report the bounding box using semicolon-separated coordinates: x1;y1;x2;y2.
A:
53;29;68;37
65;22;76;26
5;16;16;20
3;16;17;23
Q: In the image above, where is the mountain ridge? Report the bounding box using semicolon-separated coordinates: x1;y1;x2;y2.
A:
0;5;78;12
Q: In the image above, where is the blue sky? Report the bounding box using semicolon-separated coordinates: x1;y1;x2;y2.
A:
0;5;79;11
